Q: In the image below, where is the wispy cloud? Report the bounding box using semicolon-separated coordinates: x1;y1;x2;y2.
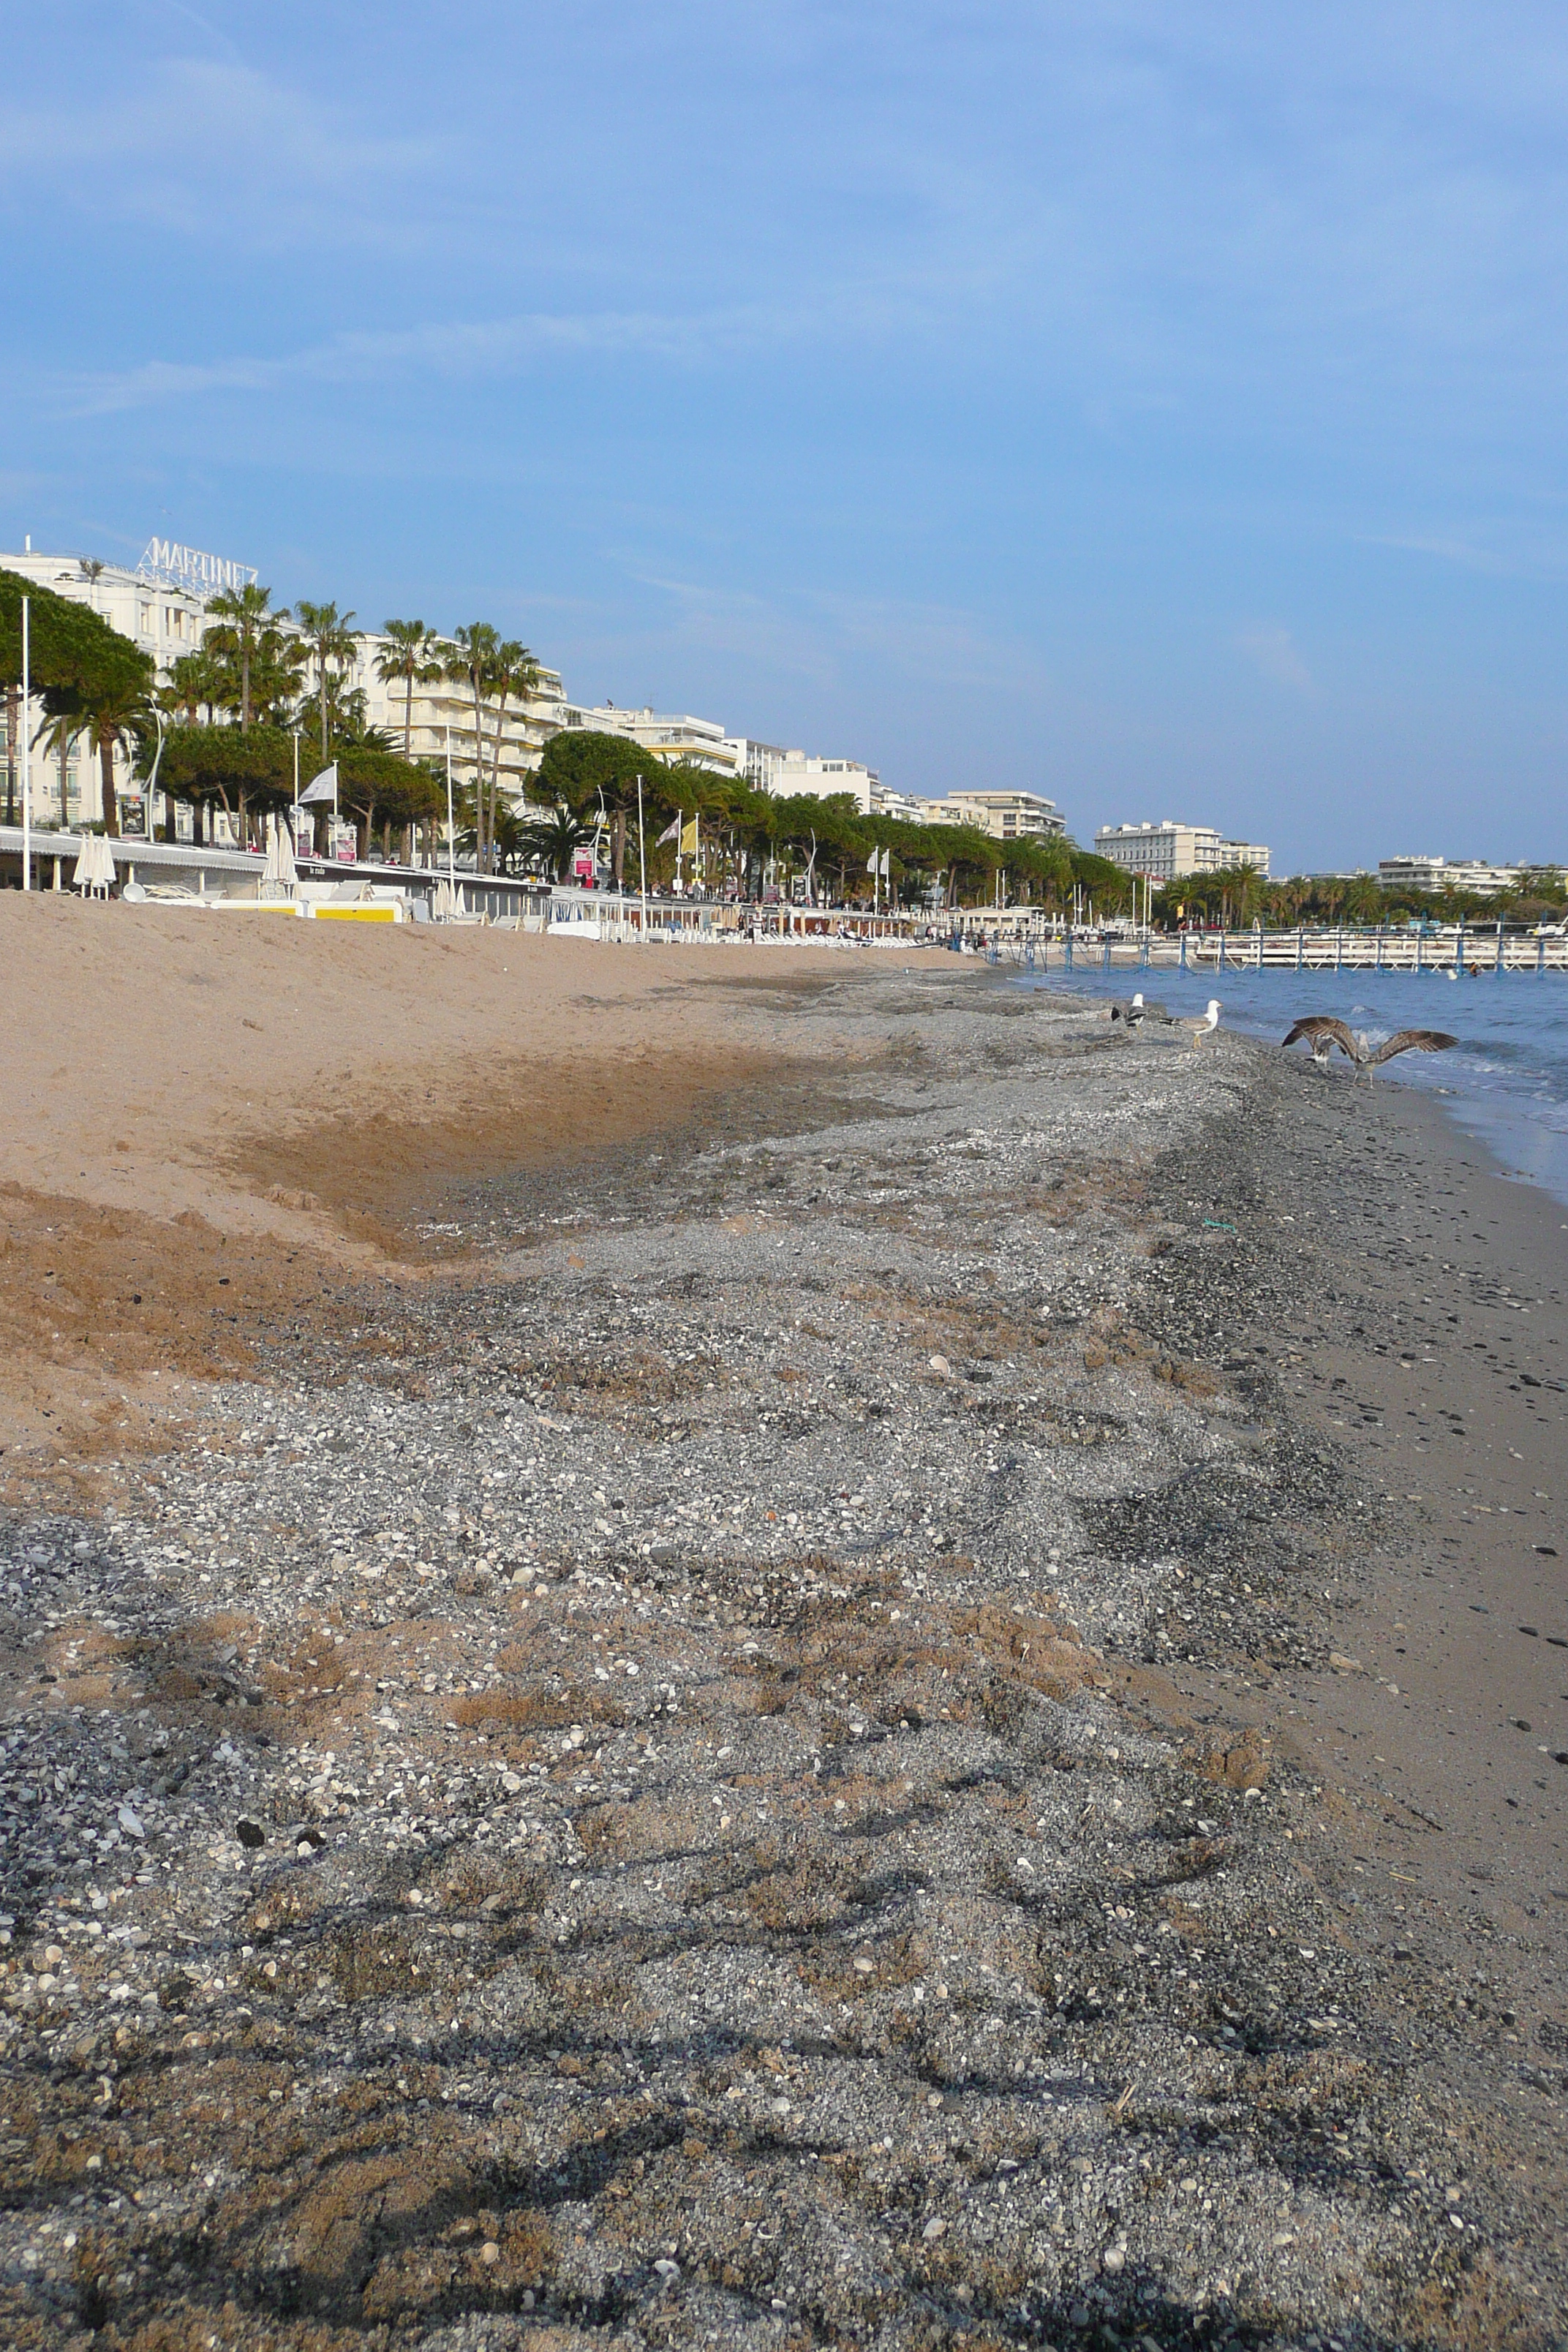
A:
63;290;936;415
0;58;439;249
64;316;731;414
1235;624;1315;692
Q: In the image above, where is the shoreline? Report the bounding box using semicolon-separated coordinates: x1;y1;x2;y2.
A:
0;940;1564;2350
1020;961;1568;1217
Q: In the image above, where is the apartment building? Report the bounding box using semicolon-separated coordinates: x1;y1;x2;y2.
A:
723;737;791;793
1376;856;1524;894
867;786;934;824
554;703;744;780
355;648;565;802
4;536;922;841
1095;821;1270;881
928;789;1065;841
765;753;881;810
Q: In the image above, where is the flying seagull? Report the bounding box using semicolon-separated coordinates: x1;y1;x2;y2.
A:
1175;999;1222;1050
1108;991;1172;1026
1283;1016;1458;1082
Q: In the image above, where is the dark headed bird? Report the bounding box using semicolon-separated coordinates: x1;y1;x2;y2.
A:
1283;1016;1458;1083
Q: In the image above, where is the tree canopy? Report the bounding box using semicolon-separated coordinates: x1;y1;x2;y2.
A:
146;723;296;802
143;722;440;842
0;567;154;713
521;753;1088;908
336;746;444;832
535;728;660;818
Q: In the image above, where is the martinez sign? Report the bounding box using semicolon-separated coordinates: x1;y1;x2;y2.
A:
136;538;258;595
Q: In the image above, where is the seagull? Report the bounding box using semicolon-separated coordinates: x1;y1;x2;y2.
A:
1108;991;1172;1026
1175;998;1222;1050
1282;1017;1458;1083
1282;1018;1339;1069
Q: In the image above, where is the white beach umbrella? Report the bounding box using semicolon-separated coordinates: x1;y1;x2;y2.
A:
262;813;298;895
72;833;115;896
432;879;457;922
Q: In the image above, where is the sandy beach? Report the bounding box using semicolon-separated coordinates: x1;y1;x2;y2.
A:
0;897;1564;2352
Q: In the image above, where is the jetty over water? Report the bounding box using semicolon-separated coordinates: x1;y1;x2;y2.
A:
1012;922;1568;976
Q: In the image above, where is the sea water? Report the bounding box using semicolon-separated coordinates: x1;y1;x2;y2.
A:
1020;960;1568;1213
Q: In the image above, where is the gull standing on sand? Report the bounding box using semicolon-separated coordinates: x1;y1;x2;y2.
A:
1175;999;1222;1050
1282;1017;1458;1083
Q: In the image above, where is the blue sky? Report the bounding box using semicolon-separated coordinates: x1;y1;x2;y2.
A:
4;1;1567;871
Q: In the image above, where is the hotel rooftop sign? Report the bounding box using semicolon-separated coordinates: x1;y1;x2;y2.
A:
136;538;257;595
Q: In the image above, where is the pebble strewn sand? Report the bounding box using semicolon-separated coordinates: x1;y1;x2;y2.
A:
0;918;1563;2350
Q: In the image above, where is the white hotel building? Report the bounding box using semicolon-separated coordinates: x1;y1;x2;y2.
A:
1;541;565;830
928;790;1065;842
1095;820;1270;881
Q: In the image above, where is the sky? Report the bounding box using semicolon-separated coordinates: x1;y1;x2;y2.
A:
4;0;1568;872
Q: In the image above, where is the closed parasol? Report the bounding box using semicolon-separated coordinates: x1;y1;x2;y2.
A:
72;833;116;897
262;812;298;899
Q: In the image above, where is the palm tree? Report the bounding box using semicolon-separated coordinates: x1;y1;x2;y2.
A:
80;674;154;837
294;600;360;758
376;620;444;760
250;626;308;725
484;640;542;868
204;583;274;730
443;622;500;868
297;671;371;746
159;652;219;726
39;708;80;827
519;804;597;881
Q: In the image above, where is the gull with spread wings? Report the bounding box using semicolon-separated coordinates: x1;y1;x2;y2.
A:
1282;1016;1458;1082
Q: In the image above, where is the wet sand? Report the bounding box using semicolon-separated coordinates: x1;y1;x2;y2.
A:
1156;1068;1568;2073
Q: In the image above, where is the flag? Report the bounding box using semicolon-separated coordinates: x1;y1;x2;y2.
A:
299;764;338;805
866;845;890;876
655;815;681;846
681;816;700;856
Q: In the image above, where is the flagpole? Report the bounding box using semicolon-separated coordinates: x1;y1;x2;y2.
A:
445;725;456;892
292;728;301;853
20;597;31;892
636;772;647;942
